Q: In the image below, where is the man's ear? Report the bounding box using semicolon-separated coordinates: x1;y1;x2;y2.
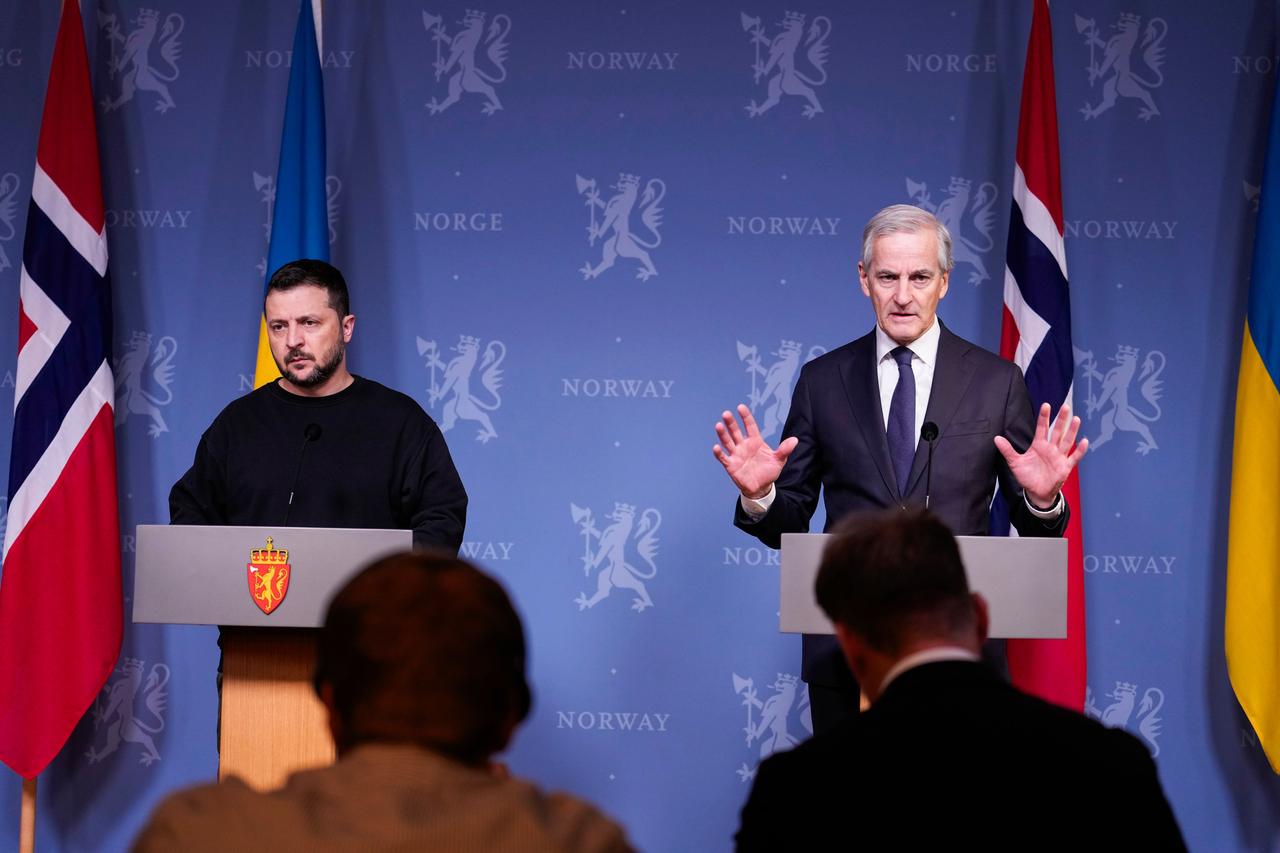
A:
858;261;872;298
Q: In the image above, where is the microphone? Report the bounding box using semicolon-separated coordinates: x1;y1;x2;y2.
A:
284;423;323;526
920;421;939;509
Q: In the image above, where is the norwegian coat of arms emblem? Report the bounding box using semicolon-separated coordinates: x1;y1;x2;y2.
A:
1075;13;1167;122
85;658;169;766
732;671;813;781
575;173;666;281
114;331;177;438
417;334;506;443
247;537;291;615
737;339;827;439
740;11;831;118
97;8;185;114
1085;681;1164;755
0;172;19;274
570;501;661;612
422;9;512;115
905;176;998;285
1075;344;1165;454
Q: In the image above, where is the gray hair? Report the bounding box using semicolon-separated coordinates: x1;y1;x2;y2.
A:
860;204;954;273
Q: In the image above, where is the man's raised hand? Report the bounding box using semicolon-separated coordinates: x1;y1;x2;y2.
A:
713;404;799;500
994;402;1089;509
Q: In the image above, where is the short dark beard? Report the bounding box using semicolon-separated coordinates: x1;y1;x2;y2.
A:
281;340;345;389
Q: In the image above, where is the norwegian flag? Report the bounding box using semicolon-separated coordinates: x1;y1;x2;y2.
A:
0;0;122;778
996;0;1086;710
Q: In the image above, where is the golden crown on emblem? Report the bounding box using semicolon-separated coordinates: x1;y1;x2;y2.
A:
251;537;289;564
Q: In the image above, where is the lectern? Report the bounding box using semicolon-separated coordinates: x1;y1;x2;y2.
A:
133;524;411;790
779;533;1068;638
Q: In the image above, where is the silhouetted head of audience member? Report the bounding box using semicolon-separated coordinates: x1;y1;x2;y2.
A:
313;552;532;767
815;509;989;702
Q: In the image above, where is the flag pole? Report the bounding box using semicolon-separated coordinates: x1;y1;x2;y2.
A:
20;777;35;853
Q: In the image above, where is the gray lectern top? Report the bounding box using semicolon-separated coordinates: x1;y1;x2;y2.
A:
133;525;413;628
779;533;1067;639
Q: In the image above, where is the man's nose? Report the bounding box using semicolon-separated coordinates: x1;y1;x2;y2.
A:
892;280;912;304
284;323;305;347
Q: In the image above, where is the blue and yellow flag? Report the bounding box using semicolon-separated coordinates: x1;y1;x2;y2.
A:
254;0;329;387
1226;81;1280;774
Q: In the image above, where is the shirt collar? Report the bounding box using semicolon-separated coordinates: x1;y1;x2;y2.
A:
877;645;979;695
874;318;941;368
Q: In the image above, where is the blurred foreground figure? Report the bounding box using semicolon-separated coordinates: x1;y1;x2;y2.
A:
135;552;633;853
735;509;1183;851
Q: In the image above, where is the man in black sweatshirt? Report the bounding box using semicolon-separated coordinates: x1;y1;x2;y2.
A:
170;259;466;552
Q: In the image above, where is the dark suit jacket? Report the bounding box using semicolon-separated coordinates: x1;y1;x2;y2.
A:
734;324;1069;685
735;661;1186;852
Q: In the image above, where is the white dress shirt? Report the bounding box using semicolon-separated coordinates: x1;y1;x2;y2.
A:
873;317;939;440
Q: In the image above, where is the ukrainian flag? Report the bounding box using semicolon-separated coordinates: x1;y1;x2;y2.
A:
1226;83;1280;774
254;0;329;387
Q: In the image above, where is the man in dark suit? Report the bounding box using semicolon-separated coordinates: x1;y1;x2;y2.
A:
713;204;1086;731
734;510;1185;851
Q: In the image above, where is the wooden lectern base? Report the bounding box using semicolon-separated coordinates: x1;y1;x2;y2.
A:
219;628;335;791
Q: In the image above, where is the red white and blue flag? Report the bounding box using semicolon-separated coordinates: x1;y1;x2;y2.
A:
996;0;1087;710
0;0;122;779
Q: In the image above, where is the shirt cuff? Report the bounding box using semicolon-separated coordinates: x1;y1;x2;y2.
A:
1023;491;1064;519
740;484;777;519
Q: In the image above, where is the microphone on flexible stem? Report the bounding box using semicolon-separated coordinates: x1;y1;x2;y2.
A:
920;421;939;510
283;423;323;527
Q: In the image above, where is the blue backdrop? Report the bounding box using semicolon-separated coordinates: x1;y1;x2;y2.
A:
2;1;1279;850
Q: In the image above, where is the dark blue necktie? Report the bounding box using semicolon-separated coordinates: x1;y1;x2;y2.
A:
887;345;915;496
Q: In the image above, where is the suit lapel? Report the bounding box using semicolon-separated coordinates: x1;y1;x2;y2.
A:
905;323;976;496
839;332;900;502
